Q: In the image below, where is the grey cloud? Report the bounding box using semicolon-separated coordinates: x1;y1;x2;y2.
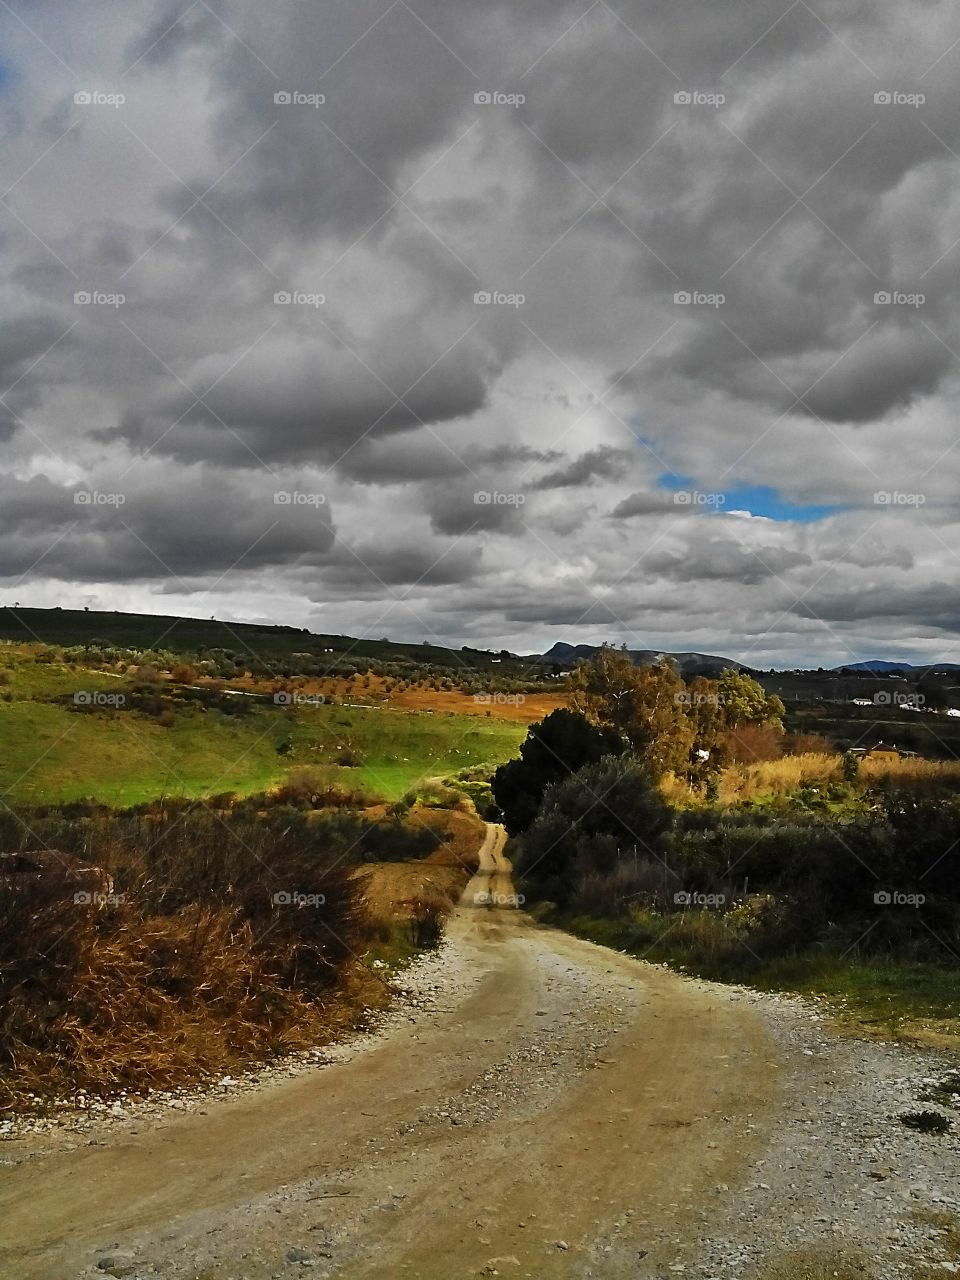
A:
644;536;811;584
792;581;960;631
531;446;630;490
0;470;335;583
308;540;482;594
121;329;493;467
610;491;677;519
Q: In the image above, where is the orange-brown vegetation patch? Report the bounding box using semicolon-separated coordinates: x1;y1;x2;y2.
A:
218;671;566;722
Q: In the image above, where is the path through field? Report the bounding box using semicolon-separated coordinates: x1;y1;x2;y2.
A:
4;828;956;1278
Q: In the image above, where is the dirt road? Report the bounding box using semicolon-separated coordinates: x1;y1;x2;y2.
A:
0;826;779;1279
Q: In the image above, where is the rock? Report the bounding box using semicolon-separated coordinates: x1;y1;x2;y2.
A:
285;1247;315;1266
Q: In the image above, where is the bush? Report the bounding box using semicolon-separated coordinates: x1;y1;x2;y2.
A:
0;804;373;1107
493;709;624;836
516;755;671;908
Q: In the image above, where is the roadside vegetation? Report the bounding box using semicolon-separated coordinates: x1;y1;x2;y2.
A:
0;627;519;1109
0;777;485;1112
497;646;960;1041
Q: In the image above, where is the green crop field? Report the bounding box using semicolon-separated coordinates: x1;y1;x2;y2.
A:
0;649;526;806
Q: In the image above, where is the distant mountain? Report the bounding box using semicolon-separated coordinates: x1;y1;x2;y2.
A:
532;642;750;678
834;660;960;675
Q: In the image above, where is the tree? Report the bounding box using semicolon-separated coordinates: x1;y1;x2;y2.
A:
491;708;623;836
716;669;785;730
567;646;694;776
514;754;671;907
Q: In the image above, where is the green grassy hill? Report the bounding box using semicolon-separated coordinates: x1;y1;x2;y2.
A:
0;646;526;806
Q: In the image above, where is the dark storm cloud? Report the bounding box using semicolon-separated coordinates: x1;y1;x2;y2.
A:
428;486;525;537
791;582;960;631
309;540;481;594
0;470;335;583
120;329;493;467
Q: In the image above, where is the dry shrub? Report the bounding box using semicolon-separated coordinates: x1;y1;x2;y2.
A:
403;892;449;949
0;809;371;1110
271;765;372;809
718;752;842;803
861;755;960;796
659;772;697;806
572;860;668;917
720;723;785;763
666;910;742;966
718;752;960;805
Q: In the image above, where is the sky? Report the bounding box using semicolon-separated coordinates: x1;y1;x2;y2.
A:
1;0;959;668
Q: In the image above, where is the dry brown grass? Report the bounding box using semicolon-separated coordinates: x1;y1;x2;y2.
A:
860;756;960;785
0;893;367;1110
0;810;374;1111
719;752;842;802
664;752;960;808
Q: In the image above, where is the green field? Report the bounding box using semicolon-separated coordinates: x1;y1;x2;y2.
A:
0;652;526;806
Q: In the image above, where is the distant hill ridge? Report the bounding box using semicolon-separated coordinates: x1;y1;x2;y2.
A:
532;642;751;678
1;607;957;676
835;660;960;675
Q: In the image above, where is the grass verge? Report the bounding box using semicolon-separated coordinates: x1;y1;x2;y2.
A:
561;911;960;1046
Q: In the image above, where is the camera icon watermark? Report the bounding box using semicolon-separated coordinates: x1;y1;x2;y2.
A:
274;90;325;108
874;290;925;307
74;90;125;108
74;291;125;307
474;490;525;506
674;89;725;108
674;290;725;308
473;290;525;307
272;890;326;907
873;690;925;709
274;290;325;307
673;489;725;507
273;690;327;707
74;490;126;506
874;889;925;906
873;490;925;506
74;889;125;906
274;490;326;506
674;890;726;907
73;690;126;708
473;692;526;706
874;90;925;108
474;90;525;107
